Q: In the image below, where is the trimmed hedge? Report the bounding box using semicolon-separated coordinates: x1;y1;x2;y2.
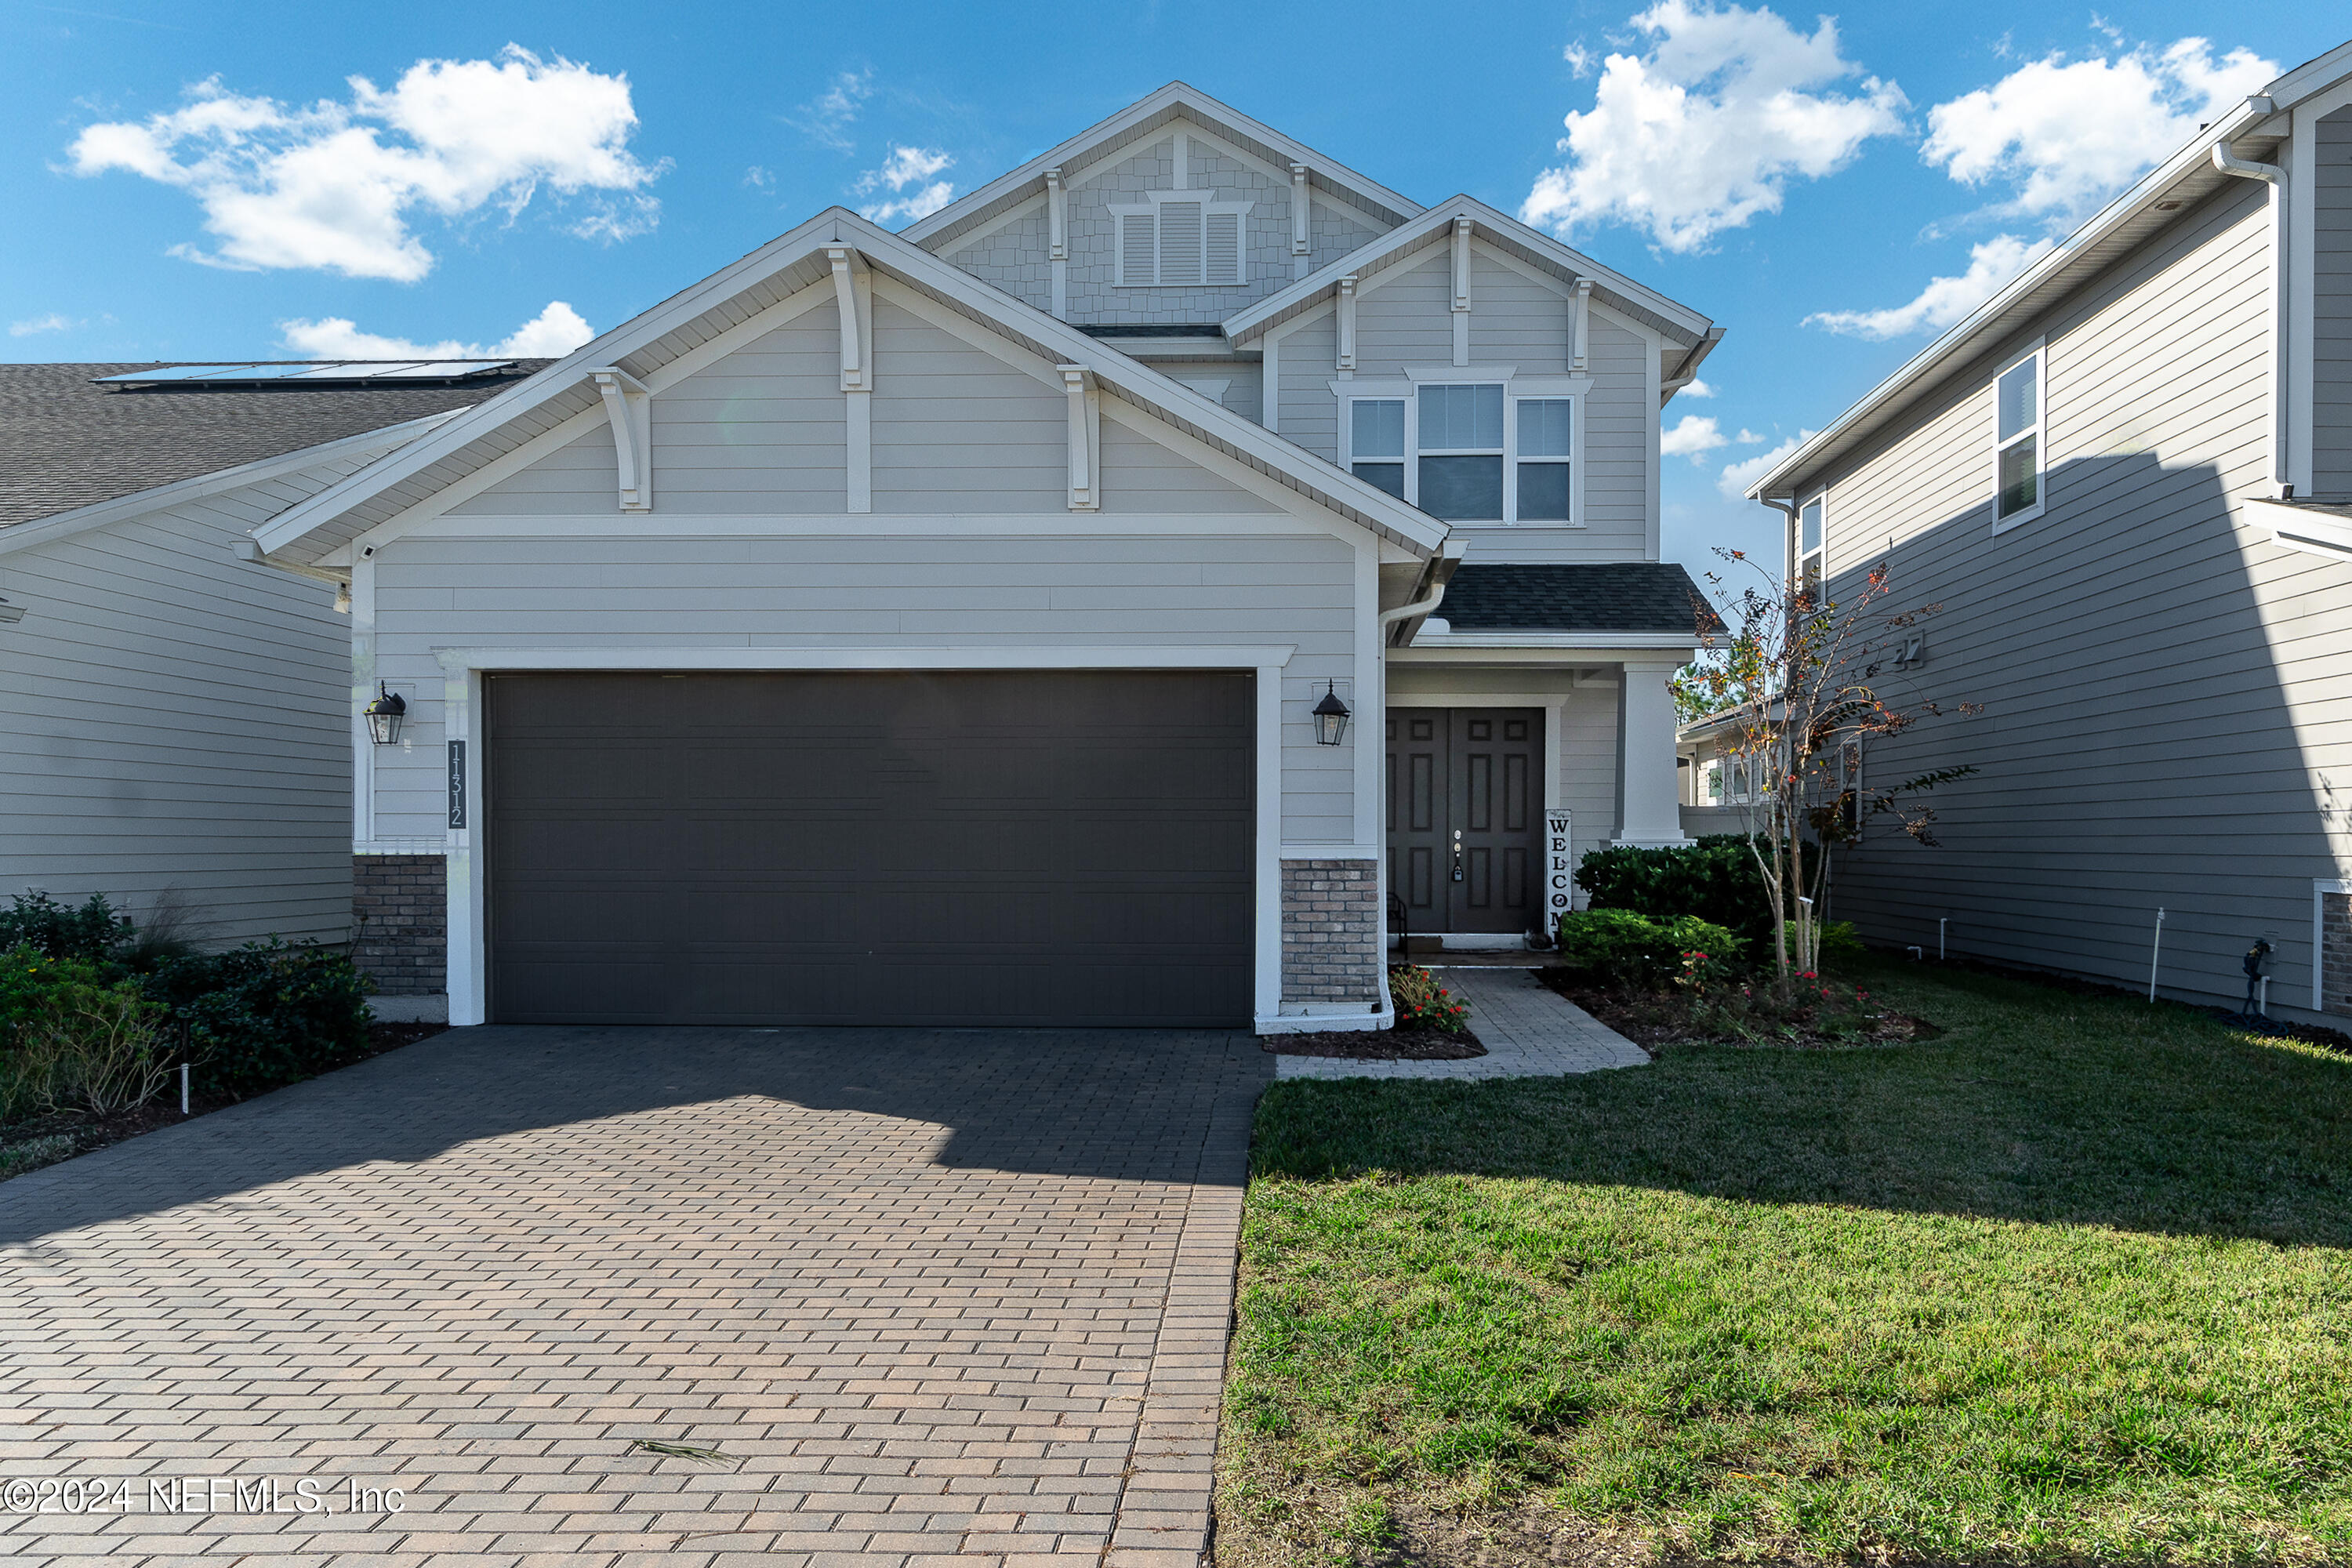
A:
1575;835;1776;943
143;942;376;1101
1555;908;1744;990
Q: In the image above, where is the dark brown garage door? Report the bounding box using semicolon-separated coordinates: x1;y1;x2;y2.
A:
485;670;1255;1026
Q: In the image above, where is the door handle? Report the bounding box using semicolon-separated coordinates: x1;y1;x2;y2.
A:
1451;828;1464;881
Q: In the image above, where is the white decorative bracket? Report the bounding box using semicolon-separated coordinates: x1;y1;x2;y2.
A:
828;246;874;512
586;368;652;512
1290;162;1312;271
1450;217;1474;366
1335;276;1358;373
826;246;872;392
1571;278;1593;373
1045;167;1068;261
1058;365;1101;512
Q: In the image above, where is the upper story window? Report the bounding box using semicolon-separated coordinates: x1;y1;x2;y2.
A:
1417;383;1505;521
1798;494;1824;597
1342;379;1581;524
1994;345;2044;525
1113;192;1250;287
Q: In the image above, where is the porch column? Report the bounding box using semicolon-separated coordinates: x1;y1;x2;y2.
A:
1615;658;1690;847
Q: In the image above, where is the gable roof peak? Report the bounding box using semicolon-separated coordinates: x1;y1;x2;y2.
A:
902;82;1421;256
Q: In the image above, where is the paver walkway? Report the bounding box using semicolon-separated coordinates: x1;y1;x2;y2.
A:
0;1024;1269;1566
1276;966;1650;1080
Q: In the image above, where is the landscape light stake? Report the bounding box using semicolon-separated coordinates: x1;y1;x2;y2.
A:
2148;907;2165;1002
180;1062;190;1116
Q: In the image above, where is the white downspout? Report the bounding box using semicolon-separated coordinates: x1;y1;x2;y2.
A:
2212;129;2290;498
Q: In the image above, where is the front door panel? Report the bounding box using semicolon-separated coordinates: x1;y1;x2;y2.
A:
1386;707;1544;936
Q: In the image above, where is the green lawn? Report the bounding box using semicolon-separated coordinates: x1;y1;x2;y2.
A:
1220;958;2352;1565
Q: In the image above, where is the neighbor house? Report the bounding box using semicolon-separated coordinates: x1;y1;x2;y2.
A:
241;84;1719;1029
0;362;535;952
1744;39;2352;1021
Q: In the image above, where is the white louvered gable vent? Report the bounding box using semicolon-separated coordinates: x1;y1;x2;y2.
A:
1112;193;1250;287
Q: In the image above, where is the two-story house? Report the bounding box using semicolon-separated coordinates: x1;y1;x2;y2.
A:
235;82;1719;1029
1744;40;2352;1022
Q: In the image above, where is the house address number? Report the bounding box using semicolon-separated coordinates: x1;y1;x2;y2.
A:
1547;810;1573;913
446;741;466;830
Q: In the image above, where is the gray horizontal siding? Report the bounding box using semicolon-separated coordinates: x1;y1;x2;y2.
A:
873;300;1065;511
2315;104;2352;497
368;532;1363;844
1803;176;2352;1014
1276;309;1339;463
0;463;361;946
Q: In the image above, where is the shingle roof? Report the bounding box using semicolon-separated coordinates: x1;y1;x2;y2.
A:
0;362;546;528
1439;562;1723;635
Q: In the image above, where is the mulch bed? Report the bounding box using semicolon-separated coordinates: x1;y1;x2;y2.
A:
1266;1025;1486;1059
0;1020;448;1181
1540;968;1936;1051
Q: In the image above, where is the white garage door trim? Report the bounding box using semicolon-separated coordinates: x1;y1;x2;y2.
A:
429;644;1298;1028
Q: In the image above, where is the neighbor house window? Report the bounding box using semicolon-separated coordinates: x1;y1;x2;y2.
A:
1516;398;1574;521
1350;398;1406;499
1994;346;2044;524
1798;495;1824;598
1417;383;1504;521
1114;194;1249;287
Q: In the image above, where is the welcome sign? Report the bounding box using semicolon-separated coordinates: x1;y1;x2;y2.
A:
1548;810;1573;914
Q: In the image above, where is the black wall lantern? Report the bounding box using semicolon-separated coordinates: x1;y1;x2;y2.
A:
363;684;407;746
1312;681;1352;746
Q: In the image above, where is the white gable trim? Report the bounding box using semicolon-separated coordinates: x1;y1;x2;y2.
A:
904;82;1420;253
256;208;1448;564
2;413;454;561
1225;194;1713;346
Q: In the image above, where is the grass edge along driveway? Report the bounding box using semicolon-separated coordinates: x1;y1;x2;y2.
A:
1218;958;2352;1565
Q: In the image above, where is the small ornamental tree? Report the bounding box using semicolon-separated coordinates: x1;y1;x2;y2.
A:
1682;547;1976;993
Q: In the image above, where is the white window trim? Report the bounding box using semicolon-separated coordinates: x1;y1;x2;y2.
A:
1109;190;1254;289
1991;339;2047;533
1798;489;1827;587
1334;368;1591;526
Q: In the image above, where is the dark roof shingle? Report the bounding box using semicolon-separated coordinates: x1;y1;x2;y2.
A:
1439;562;1722;635
0;362;545;528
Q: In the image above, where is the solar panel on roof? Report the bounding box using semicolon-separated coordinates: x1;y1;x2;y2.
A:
93;359;521;389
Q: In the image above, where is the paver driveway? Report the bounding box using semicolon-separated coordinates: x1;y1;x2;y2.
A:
0;1024;1269;1566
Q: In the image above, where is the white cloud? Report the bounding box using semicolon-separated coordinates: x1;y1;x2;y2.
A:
789;68;873;152
1718;430;1813;499
1679;378;1716;397
278;299;593;359
1521;0;1906;253
1803;233;2055;339
856;143;954;225
1563;41;1595;77
744;165;774;191
9;313;74;337
1922;37;2277;223
67;45;663;281
1662;414;1730;459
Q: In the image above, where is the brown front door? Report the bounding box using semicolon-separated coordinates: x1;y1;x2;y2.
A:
1385;708;1543;936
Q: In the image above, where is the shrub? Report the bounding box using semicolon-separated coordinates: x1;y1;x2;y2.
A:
1556;909;1744;991
143;941;372;1101
0;1133;74;1180
0;946;171;1117
0;892;132;964
1388;966;1471;1034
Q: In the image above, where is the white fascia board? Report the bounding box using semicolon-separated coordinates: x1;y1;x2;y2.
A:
1399;630;1700;651
902;81;1421;251
257;205;1450;562
1744;93;2282;502
1224;194;1715;347
2262;39;2352;113
0;412;456;561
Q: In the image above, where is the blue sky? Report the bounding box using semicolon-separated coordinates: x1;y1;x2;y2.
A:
3;0;2341;573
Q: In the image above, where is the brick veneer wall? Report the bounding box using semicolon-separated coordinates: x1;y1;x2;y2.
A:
2324;892;2352;1015
1281;859;1383;1006
353;855;446;996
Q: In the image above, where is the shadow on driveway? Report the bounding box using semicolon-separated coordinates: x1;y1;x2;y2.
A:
0;1023;1270;1251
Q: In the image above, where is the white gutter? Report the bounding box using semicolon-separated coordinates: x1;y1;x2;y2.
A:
2211;122;2292;498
